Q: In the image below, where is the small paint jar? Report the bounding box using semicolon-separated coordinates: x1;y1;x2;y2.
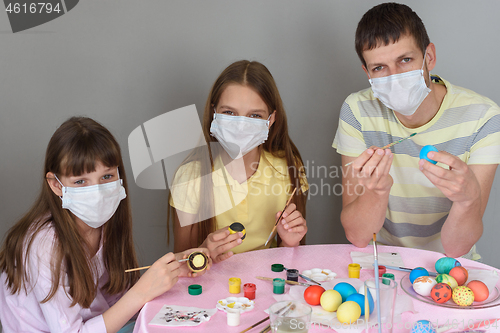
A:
382;273;395;285
348;263;361;278
226;308;240;326
377;265;386;277
228;277;241;294
271;263;284;272
273;278;285;294
244;283;256;300
286;269;299;282
188;284;202;295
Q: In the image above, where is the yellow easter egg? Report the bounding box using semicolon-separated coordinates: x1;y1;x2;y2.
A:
452;286;474;306
336;301;361;324
320;290;342;312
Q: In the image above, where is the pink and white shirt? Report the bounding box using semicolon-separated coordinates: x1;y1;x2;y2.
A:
0;223;123;333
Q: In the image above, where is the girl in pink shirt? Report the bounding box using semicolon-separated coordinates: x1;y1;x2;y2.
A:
0;117;210;333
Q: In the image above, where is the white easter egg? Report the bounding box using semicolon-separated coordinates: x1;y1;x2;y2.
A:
412;276;437;297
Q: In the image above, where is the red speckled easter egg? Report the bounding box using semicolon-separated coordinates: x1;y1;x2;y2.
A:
431;283;452;304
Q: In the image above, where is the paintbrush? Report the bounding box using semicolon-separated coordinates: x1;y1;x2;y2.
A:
258;303;296;333
385;265;438;276
255;276;312;287
264;187;297;246
281;266;322;286
125;258;189;273
239;302;292;333
344;132;417;167
373;233;382;333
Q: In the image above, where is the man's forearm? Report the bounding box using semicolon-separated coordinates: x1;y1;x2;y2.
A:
441;199;483;258
341;189;389;247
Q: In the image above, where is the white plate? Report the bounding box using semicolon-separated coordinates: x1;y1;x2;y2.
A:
301;268;337;281
216;297;255;313
400;273;500;309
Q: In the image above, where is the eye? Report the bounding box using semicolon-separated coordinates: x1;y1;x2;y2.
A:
74;179;85;185
249;114;263;118
102;174;113;180
401;57;411;63
372;65;383;72
221;110;235;115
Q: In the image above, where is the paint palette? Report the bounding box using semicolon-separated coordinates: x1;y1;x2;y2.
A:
301;268;337;282
216;297;255;313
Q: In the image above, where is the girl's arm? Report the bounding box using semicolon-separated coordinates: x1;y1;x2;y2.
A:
174;209;242;263
102;253;180;333
102;248;211;333
31;231;209;333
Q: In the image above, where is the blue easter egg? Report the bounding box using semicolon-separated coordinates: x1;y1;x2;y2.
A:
333;282;357;302
435;257;461;275
409;267;429;284
411;320;436;333
346;292;374;316
420;145;439;164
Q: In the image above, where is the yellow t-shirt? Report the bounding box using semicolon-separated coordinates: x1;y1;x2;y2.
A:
169;150;308;253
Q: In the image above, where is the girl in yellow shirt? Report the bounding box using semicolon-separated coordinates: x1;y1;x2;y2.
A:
168;60;308;263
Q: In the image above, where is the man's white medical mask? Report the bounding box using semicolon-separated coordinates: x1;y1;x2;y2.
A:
55;171;126;228
369;52;431;116
209;112;271;159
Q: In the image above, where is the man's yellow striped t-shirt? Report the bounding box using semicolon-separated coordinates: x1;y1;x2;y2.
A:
332;75;500;256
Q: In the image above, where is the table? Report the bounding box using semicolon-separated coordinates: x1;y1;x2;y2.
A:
133;244;500;333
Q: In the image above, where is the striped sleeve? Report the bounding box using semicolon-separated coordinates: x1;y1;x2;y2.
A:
468;113;500;164
332;99;366;157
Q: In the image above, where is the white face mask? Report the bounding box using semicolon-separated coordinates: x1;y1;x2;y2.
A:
369;52;431;116
55;172;126;228
209;112;271;159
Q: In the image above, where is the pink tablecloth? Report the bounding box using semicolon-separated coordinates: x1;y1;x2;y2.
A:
133;244;500;333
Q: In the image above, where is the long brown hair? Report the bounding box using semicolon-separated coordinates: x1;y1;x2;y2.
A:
168;60;307;246
0;117;139;308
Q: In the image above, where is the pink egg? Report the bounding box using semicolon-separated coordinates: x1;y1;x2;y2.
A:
449;266;468;286
467;280;489;302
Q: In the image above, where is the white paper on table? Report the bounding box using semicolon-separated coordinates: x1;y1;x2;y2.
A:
351;251;405;269
467;269;499;293
274;278;415;333
149;305;217;327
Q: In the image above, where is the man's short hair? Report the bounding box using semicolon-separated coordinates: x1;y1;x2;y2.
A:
355;2;430;67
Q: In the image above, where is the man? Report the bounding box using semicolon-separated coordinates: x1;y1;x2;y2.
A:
332;3;500;259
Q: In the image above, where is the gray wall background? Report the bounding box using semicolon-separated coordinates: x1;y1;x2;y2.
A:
1;3;499;316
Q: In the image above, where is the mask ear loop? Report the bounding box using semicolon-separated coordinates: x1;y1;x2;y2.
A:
53;174;66;198
266;112;274;127
420;49;432;86
117;167;123;185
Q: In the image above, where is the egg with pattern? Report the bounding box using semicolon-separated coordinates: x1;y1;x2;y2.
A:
452;286;474;306
435;257;461;274
435;274;458;290
413;276;437;297
431;283;452;304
